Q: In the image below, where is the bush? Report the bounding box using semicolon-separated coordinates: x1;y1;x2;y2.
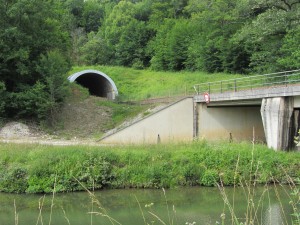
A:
0;142;299;193
0;165;28;193
200;169;219;187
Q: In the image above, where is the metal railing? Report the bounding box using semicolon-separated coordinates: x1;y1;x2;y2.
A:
194;69;300;95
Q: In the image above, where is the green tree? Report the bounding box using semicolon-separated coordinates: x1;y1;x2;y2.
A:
115;19;150;67
0;0;71;119
36;50;71;123
278;27;300;70
101;1;152;67
149;19;193;71
233;0;300;73
70;27;87;65
148;19;176;71
185;0;248;73
80;31;113;65
9;82;50;119
0;82;6;117
82;0;105;33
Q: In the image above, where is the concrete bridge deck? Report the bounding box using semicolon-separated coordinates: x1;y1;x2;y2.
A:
194;84;300;104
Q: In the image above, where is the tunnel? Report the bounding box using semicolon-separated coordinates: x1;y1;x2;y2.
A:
68;69;118;100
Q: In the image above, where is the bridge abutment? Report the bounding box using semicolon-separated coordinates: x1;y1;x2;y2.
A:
260;97;294;150
197;103;265;142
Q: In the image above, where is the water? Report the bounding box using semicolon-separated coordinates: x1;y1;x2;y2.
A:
0;186;294;225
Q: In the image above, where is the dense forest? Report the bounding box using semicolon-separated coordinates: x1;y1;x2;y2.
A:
1;0;300;120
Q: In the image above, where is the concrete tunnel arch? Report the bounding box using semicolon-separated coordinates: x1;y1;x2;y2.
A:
68;69;118;100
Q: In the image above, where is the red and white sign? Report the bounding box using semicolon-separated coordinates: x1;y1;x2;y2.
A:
204;92;210;104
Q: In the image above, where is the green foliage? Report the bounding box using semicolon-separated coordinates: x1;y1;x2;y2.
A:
37;50;70;101
200;169;219;187
233;1;300;73
97;1;152;68
149;19;193;71
81;0;104;33
36;50;71;123
2;0;300;121
0;165;28;193
9;82;50;119
0;82;6;116
0;0;71;120
79;31;113;65
0;142;299;194
97;100;146;127
278;27;300;70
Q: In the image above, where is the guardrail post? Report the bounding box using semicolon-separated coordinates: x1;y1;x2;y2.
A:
221;81;223;93
285;72;287;87
234;79;237;92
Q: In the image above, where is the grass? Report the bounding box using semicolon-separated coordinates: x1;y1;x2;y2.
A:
0;141;299;194
96;99;148;129
216;141;300;225
1;140;299;224
68;66;242;101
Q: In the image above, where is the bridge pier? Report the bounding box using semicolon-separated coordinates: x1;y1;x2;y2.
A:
260;97;294;150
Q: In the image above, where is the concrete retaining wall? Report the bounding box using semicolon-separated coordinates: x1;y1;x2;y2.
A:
197;103;265;142
101;97;194;144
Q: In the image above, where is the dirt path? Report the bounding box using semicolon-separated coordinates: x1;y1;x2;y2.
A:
0;121;105;146
0;137;104;146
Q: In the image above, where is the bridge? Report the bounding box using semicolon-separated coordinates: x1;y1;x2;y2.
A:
100;69;300;151
194;69;300;151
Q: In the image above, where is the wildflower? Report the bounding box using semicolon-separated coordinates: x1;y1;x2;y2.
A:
220;213;225;220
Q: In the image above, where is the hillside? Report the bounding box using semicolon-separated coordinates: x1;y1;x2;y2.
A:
1;67;241;141
2;0;299;124
69;66;242;101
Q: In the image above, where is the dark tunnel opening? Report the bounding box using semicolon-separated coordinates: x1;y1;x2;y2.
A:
68;70;118;100
75;73;111;98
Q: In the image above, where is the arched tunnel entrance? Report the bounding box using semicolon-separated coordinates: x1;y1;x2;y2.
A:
68;70;118;100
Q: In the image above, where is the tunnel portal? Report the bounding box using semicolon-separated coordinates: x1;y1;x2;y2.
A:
68;70;118;100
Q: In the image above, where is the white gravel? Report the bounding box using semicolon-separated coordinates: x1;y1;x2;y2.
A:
0;122;31;138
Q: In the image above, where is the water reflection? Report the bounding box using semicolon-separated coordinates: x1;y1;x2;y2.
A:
0;186;294;225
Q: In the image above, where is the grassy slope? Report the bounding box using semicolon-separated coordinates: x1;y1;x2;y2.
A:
53;66;241;138
52;66;242;138
51;85;149;139
69;66;242;101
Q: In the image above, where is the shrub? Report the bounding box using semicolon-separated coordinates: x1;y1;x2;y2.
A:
200;169;219;187
0;165;28;193
0;142;299;193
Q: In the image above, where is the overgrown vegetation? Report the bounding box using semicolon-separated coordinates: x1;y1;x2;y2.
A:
68;0;300;74
1;0;300;121
97;100;147;127
0;141;299;194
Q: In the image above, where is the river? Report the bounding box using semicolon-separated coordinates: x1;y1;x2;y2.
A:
0;186;295;225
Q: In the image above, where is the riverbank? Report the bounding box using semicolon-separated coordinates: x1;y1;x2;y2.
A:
0;141;299;193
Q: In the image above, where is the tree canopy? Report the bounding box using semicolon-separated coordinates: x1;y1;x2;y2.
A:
1;0;300;120
69;0;300;73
